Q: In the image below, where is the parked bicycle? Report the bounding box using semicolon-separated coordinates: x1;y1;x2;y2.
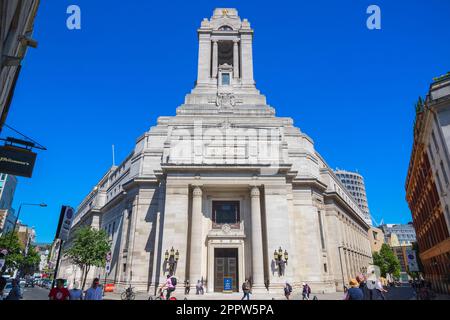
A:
121;285;136;300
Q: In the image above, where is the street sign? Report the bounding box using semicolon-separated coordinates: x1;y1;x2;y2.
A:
406;248;419;272
105;261;111;274
0;145;37;178
223;277;233;293
55;206;74;241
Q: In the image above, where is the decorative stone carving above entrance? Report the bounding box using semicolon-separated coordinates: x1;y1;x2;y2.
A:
216;92;236;108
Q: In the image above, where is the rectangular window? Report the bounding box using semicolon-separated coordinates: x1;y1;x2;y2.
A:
222;73;230;85
212;201;240;227
324;263;328;273
440;161;449;185
428;145;435;162
436;171;444;193
431;130;439;152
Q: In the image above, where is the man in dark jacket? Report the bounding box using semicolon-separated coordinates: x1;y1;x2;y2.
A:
357;275;369;300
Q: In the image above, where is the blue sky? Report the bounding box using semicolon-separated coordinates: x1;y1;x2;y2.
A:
5;0;450;243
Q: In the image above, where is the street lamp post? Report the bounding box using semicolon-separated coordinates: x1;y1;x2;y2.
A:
273;247;288;277
164;247;179;276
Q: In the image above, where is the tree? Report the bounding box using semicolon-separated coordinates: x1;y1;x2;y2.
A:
373;244;401;279
64;227;110;290
21;245;41;276
0;232;24;275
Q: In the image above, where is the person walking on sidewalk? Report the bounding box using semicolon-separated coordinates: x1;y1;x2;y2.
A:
5;279;22;300
302;282;311;300
69;281;83;300
375;278;388;300
241;279;251;300
345;279;364;300
85;278;103;300
196;280;204;295
284;282;293;300
48;279;69;301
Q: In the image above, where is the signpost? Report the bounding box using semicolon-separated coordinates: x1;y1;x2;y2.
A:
406;248;419;272
223;277;233;293
0;145;37;178
103;252;112;296
51;206;75;288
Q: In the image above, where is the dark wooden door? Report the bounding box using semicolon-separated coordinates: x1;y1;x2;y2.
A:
214;248;238;292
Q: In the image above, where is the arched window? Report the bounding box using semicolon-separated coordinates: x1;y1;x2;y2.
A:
219;25;233;31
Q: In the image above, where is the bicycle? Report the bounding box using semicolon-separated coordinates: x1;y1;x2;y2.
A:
148;288;177;300
121;285;136;300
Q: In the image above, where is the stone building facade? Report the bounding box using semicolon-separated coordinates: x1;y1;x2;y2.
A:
60;8;372;294
0;0;40;130
406;72;450;294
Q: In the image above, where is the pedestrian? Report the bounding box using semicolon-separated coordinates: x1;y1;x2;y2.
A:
375;278;388;300
69;281;83;300
356;275;369;300
344;279;364;300
5;279;22;300
284;282;293;300
160;274;176;300
241;279;251;300
84;278;103;300
196;280;204;295
48;279;69;301
302;282;311;300
0;276;6;297
185;280;190;295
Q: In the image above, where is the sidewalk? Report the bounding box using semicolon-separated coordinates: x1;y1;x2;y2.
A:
104;290;343;301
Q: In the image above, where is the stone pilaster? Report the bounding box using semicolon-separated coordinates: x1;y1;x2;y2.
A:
159;184;189;290
197;34;211;85
233;39;239;79
240;33;254;86
250;186;264;291
212;40;218;78
189;186;204;286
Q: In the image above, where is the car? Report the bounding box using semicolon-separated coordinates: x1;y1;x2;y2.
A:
25;279;35;288
44;280;52;289
19;279;26;288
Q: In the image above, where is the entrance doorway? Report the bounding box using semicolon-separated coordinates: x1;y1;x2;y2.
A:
214;248;239;292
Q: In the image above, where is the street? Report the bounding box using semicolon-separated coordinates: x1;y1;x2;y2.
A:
21;286;49;300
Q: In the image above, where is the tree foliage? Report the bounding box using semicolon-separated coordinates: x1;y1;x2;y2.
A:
0;232;24;274
373;243;401;278
415;96;424;114
64;226;110;289
21;245;41;275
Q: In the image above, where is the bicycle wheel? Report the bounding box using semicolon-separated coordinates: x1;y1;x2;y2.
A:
120;292;128;300
129;293;136;300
